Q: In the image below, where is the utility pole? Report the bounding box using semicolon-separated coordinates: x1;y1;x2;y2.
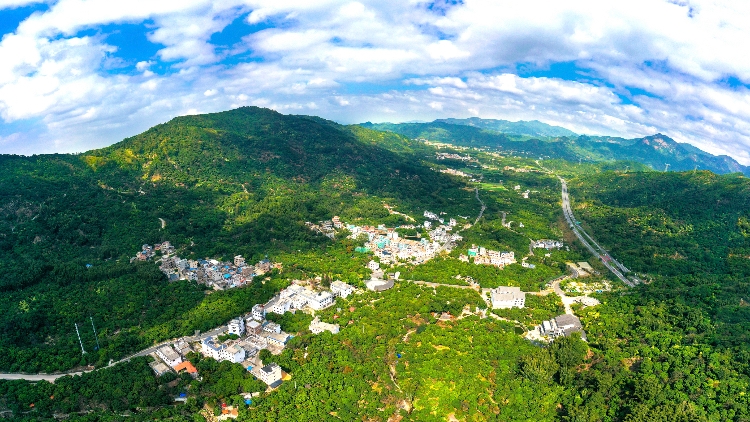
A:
90;316;100;351
75;323;86;354
664;163;670;172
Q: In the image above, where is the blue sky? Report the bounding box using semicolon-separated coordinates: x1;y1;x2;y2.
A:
1;0;750;164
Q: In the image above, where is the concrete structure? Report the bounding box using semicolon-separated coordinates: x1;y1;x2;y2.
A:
309;317;340;334
366;278;394;292
266;332;291;347
330;280;355;299
252;304;266;320
246;319;262;335
234;255;246;267
150;361;171;376
490;286;526;309
227;318;245;336
540;314;586;340
156;345;183;367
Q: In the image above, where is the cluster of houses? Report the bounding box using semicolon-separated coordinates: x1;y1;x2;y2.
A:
459;245;516;268
305;216;343;239
132;241;175;262
436;152;473;161
149;340;199;378
138;243;279;290
150;280;355;388
439;168;472;178
349;225;440;266
532;239;563;250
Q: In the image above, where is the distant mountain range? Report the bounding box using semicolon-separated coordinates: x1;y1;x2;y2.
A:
362;119;750;176
435;117;578;138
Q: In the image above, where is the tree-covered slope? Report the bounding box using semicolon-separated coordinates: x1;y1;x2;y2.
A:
568;170;750;345
0;107;478;372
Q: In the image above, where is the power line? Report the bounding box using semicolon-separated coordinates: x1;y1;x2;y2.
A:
90;316;101;351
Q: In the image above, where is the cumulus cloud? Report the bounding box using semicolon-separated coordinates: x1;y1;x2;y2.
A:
1;0;750;164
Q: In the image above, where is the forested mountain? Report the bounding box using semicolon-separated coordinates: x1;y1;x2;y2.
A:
0;107;477;372
364;121;750;175
3;107;750;421
436;117;578;137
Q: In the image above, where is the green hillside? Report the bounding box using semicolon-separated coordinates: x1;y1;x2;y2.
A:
0;107;477;372
2;108;750;421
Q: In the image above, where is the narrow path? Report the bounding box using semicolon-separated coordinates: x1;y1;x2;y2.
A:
409;280;478;290
159;218;166;229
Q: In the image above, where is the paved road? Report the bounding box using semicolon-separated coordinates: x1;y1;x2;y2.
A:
560;178;635;287
0;325;228;383
0;372;87;382
474;187;487;225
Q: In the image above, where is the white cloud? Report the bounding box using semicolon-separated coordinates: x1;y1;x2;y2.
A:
1;0;750;165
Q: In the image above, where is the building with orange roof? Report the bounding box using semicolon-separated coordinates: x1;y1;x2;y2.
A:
174;361;198;377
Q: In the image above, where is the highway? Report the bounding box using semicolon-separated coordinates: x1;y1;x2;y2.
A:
560;178;636;287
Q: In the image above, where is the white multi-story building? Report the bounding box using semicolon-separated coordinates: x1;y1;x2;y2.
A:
222;344;246;363
367;260;380;271
307;291;334;310
266;332;290;347
251;304;265;320
201;337;246;363
201;337;224;361
490;286;526;309
227;318;245;336
262;321;282;334
290;294;308;310
267;297;291;314
156;345;183;367
330;281;355;299
257;363;282;387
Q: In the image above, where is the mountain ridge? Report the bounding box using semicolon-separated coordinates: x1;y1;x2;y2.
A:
362;120;750;176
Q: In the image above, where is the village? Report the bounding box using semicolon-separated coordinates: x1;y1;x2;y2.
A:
133;209;596;415
146;275;358;403
133;241;280;291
